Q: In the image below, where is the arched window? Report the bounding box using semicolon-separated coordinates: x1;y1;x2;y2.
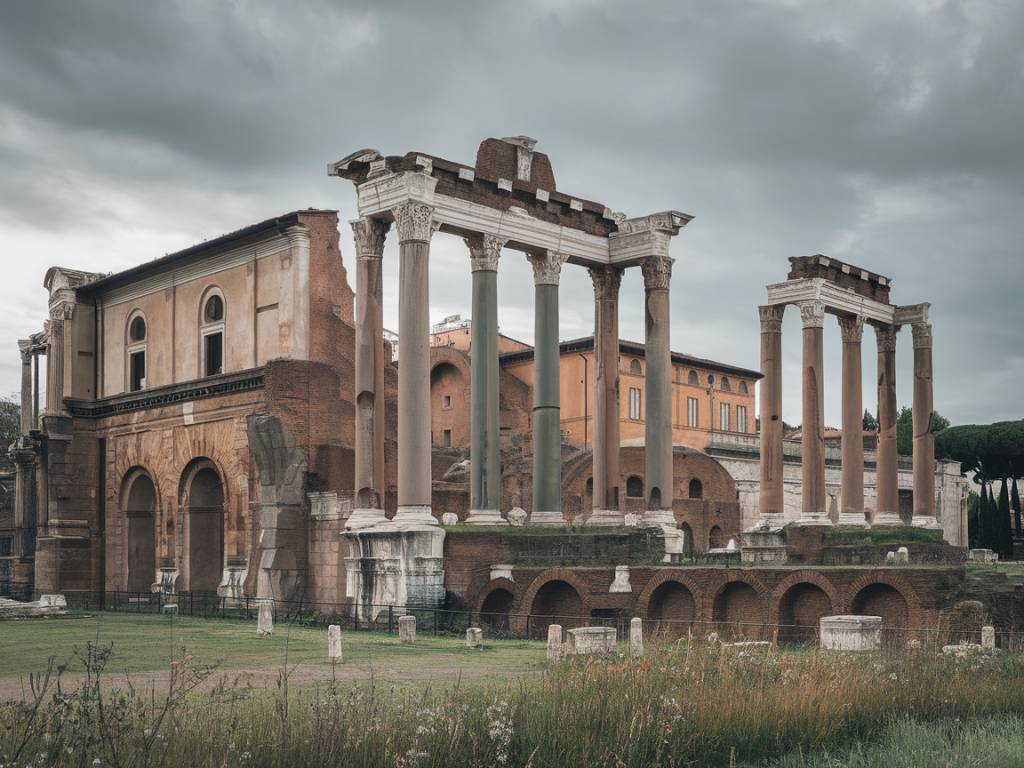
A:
689;478;703;499
629;359;642;375
721;377;731;392
585;477;593;496
739;381;749;395
126;311;147;392
200;289;225;377
626;475;644;498
687;370;699;386
707;374;715;387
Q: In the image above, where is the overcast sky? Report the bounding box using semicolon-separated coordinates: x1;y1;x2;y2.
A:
0;0;1021;427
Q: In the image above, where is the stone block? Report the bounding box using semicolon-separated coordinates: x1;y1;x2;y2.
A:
885;551;896;564
466;627;483;649
820;615;882;652
489;564;514;582
257;600;274;636
566;626;617;656
623;513;642;527
39;594;67;608
968;548;999;564
547;624;563;663
629;617;644;657
328;625;342;661
895;546;909;563
981;625;996;651
508;508;528;526
399;615;416;644
441;512;459;526
609;566;632;593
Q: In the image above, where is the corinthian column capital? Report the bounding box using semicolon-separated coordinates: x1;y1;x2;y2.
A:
837;314;864;343
351;217;389;260
465;233;505;272
799;301;825;329
527;250;569;286
640;254;673;290
758;304;785;333
912;322;932;349
391;201;436;243
875;324;899;352
589;265;623;301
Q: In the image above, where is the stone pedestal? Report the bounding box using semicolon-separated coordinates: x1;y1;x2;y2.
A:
466;627;483;648
328;625;343;660
566;626;617;655
740;528;788;564
820;615;881;652
981;626;996;651
398;615;416;644
629;617;644;657
609;566;632;593
257;600;274;636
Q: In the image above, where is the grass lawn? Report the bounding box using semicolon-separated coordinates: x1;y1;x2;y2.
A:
0;612;547;686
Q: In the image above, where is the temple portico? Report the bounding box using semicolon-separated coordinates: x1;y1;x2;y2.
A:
329;137;691;533
756;256;940;532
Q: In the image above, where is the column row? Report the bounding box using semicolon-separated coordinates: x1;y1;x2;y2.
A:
347;203;676;529
758;303;937;528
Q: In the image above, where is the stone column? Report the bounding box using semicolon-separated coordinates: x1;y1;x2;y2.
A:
912;323;940;529
838;315;866;526
348;217;389;529
33;351;40;428
873;324;901;525
527;250;568;525
466;234;506;525
45;314;66;416
756;305;785;528
797;301;829;525
641;255;674;526
392;201;438;526
589;266;623;525
18;341;32;435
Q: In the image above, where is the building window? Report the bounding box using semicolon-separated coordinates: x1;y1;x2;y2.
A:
442;429;452;448
739;380;749;395
629;358;642;375
687;397;699;428
689;478;703;499
719;402;730;431
721;376;731;392
629;387;642;420
674;367;681;383
737;405;748;434
127;312;147;392
688;370;699;385
626;475;644;498
442;394;452;409
200;290;225;377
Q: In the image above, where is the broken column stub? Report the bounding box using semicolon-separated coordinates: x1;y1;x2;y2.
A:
248;416;309;603
547;624;563;663
328;625;343;660
399;615;417;644
466;627;483;648
629;617;644;657
820;615;882;652
344;520;445;623
257;600;274;636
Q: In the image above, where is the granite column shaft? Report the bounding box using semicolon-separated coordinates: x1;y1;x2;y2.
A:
758;305;785;524
838;315;866;524
874;325;900;525
912;323;938;528
641;255;674;525
589;266;623;524
799;301;828;524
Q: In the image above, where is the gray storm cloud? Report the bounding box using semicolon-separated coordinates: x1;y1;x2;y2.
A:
0;0;1020;426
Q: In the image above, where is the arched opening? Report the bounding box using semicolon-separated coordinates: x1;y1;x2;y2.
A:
629;359;642;375
648;486;662;509
200;288;225;378
852;583;909;647
126;311;147;392
626;475;644;498
183;462;225;594
688;478;703;499
480;588;514;637
778;583;833;645
708;525;724;549
648;581;695;637
430;362;466;448
530;580;583;635
713;582;764;641
739;381;749;395
678;522;694;557
123;471;156;594
720;377;731;392
688;370;699;385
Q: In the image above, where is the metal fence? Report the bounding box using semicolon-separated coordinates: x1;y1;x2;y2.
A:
98;591;1024;651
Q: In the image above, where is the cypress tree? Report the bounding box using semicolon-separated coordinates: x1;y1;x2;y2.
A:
979;483;993;550
967;491;980;548
998;478;1013;559
1012;479;1022;536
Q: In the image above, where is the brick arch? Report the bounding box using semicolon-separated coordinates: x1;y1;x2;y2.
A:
768;571;841;626
117;465;162;593
709;573;769;640
473;578;519;636
637;571;706;620
840;573;922;619
178;456;228;593
472;577;519;615
520;568;592;621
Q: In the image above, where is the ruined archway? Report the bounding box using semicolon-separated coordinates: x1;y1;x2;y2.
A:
852;583;909;647
713;581;764;641
529;579;583;634
647;581;696;637
777;583;833;646
122;469;157;594
181;459;225;594
479;587;515;637
708;525;724;549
